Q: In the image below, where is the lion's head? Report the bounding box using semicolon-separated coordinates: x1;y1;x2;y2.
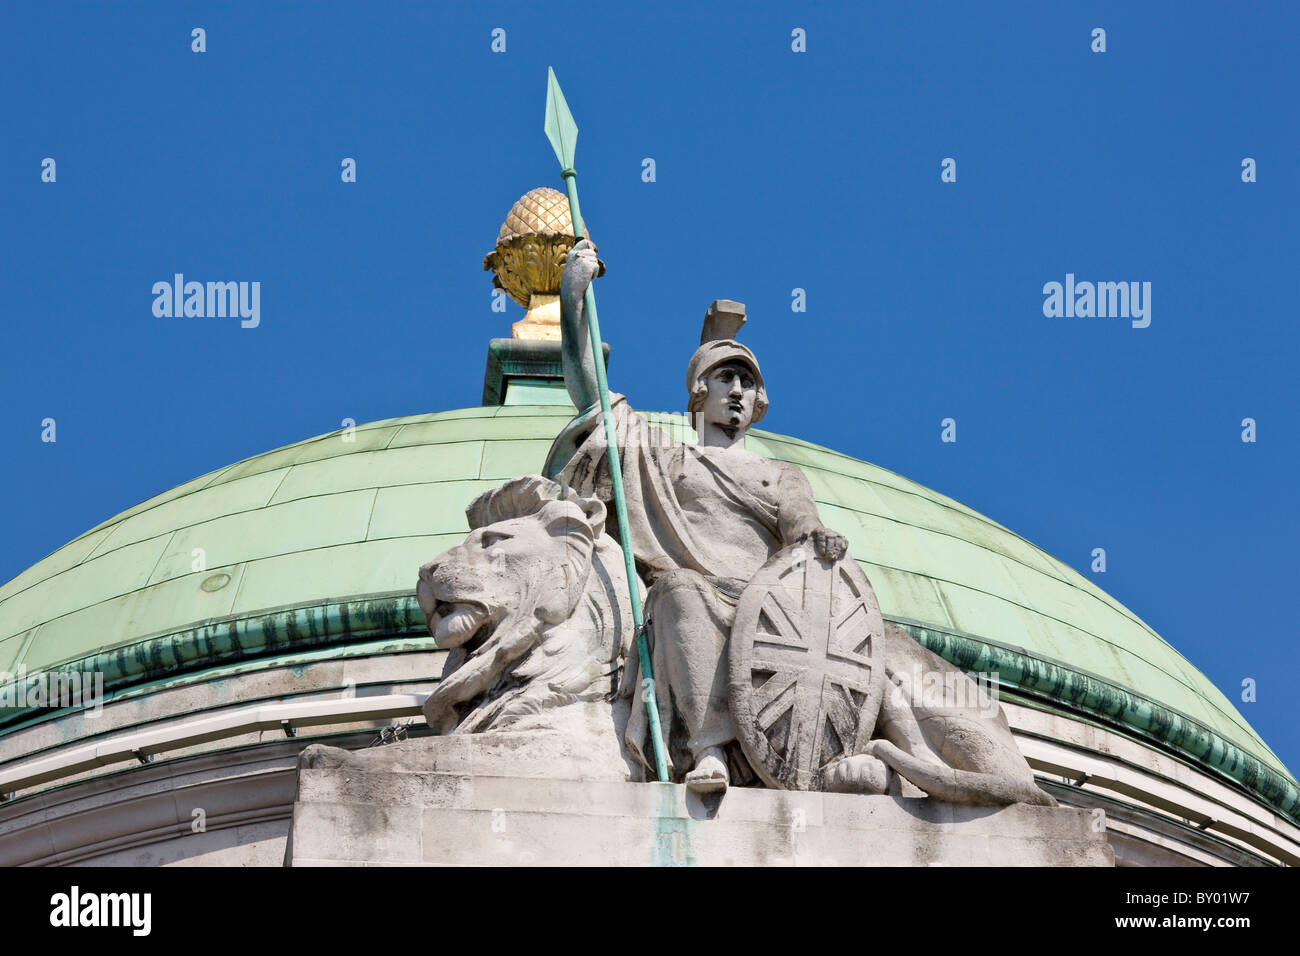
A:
417;475;634;736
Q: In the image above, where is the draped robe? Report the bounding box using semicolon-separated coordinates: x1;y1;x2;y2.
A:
544;396;823;776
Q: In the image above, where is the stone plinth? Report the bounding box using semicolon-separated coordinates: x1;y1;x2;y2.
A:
287;737;1113;866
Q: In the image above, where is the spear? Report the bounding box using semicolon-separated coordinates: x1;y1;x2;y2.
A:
544;66;669;783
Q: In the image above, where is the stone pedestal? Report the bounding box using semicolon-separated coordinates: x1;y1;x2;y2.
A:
286;736;1113;866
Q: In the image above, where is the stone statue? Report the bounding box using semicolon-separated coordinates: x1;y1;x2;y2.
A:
414;475;639;777
538;237;1055;807
406;238;1055;808
548;239;850;793
839;621;1059;806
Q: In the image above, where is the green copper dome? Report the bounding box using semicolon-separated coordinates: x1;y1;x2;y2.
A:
0;405;1293;814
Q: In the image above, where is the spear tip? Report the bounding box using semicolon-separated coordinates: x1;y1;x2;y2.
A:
544;66;579;171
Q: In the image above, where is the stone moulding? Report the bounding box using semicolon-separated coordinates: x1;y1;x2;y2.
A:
2;592;1296;826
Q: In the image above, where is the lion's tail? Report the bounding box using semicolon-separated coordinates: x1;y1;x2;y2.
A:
871;740;1058;808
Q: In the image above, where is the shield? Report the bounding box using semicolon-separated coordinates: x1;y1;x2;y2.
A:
728;544;886;790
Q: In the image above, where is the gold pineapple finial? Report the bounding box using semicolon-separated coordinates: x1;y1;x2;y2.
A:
483;187;592;340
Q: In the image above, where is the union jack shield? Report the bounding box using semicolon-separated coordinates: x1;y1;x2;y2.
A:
728;544;886;790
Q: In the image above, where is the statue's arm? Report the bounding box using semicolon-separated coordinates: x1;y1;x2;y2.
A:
778;463;849;562
560;238;604;413
777;463;823;543
552;239;668;485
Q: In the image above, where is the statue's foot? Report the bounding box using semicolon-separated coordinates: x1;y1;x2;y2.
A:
824;753;891;794
684;747;729;794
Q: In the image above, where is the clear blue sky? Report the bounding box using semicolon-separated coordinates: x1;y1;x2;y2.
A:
2;3;1296;773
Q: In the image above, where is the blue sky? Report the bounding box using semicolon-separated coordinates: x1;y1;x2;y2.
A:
2;3;1297;773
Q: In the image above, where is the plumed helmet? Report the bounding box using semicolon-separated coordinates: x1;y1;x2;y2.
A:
685;300;768;428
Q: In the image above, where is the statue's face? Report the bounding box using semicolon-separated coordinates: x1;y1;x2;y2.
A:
699;362;758;432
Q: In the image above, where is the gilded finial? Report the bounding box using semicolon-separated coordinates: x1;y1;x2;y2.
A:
483;187;591;340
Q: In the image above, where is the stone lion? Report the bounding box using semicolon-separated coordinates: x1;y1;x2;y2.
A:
824;623;1057;807
416;475;637;772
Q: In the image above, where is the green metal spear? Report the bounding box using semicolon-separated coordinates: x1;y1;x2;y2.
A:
544;66;669;783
